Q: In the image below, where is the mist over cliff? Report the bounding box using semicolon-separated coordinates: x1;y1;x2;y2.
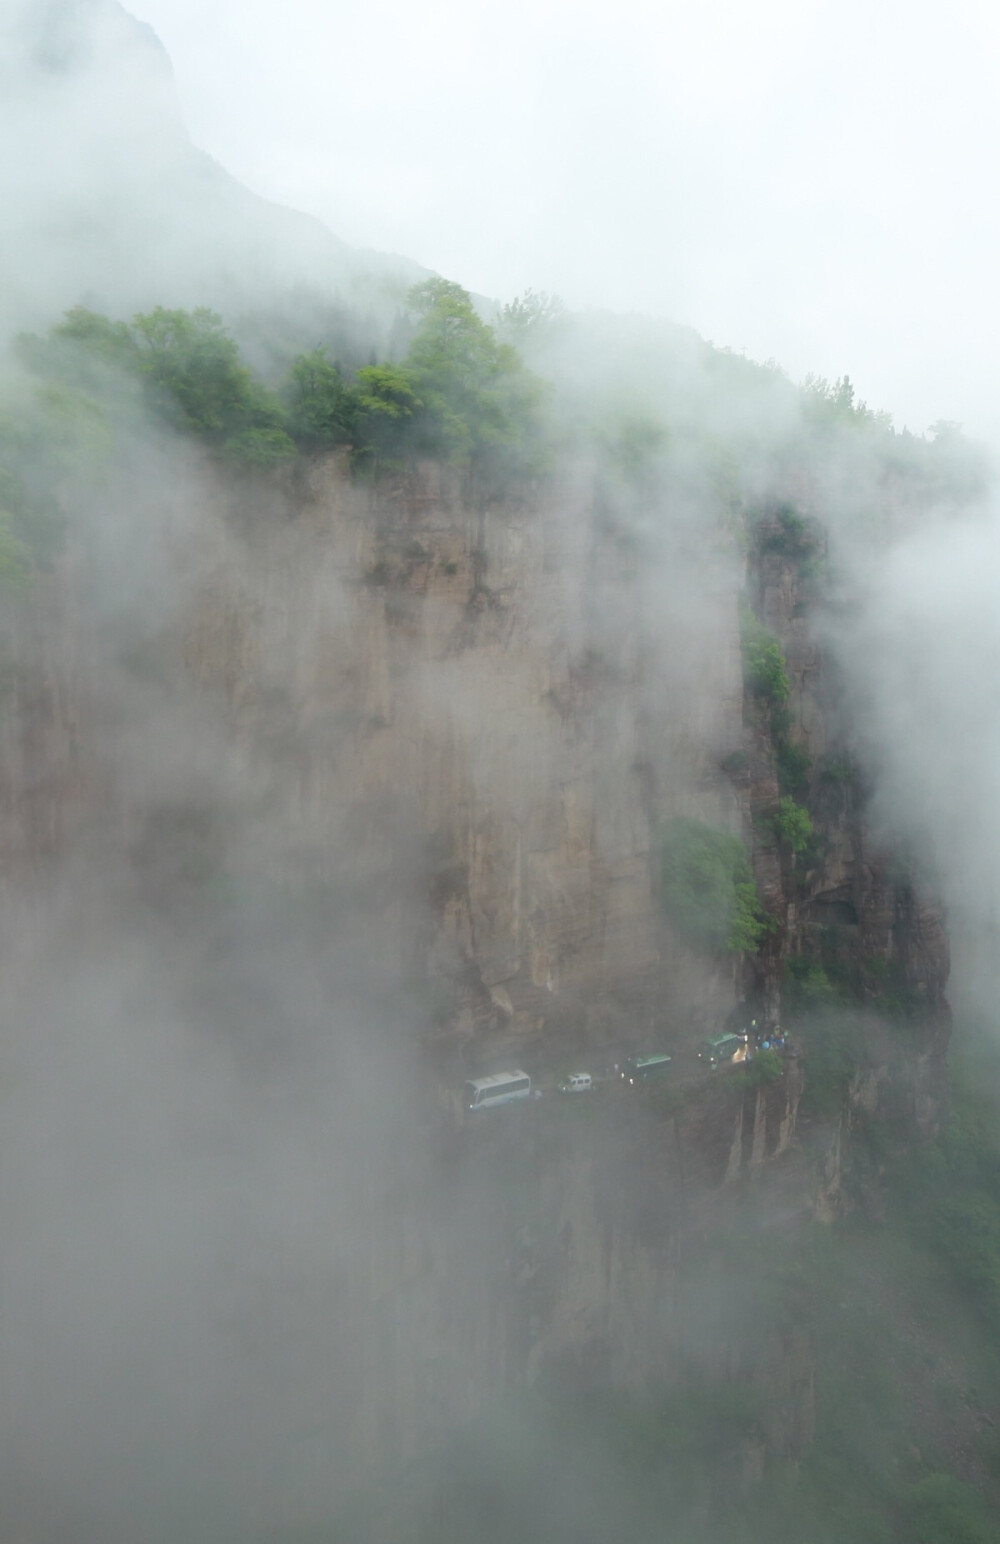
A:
0;0;424;346
2;7;1000;1544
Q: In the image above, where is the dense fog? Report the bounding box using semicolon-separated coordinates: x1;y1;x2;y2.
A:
1;5;999;1543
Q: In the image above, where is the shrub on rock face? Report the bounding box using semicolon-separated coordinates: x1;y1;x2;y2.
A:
741;608;790;705
732;1048;784;1089
776;739;811;794
720;749;749;777
660;816;768;954
754;503;819;558
773;796;814;853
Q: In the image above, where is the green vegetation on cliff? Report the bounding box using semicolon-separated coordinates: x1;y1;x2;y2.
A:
11;281;545;484
284;345;358;448
741;608;791;705
63;304;297;464
398;278;546;475
660;816;768;953
772;795;814;853
776;738;812;795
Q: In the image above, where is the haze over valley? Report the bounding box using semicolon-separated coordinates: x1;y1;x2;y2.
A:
2;4;1000;1542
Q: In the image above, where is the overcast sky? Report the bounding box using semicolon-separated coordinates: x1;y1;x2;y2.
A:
125;0;1000;440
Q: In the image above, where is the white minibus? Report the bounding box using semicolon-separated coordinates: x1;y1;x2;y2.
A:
464;1071;533;1111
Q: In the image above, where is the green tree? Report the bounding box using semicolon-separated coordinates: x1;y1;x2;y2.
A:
284;347;356;448
353;364;422;467
130;307;269;438
30;305;296;469
500;288;565;341
784;958;838;1009
741;609;790;705
53;305;135;359
773;796;813;853
802;372;893;433
401;278;544;475
222;426;296;468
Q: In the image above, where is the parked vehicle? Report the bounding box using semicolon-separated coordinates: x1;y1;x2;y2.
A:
464;1071;534;1111
558;1072;593;1093
622;1054;673;1086
698;1032;749;1069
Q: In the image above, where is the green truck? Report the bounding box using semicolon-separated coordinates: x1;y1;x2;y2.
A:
622;1053;673;1086
698;1032;749;1070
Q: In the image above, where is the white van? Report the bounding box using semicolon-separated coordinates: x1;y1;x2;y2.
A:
559;1072;593;1093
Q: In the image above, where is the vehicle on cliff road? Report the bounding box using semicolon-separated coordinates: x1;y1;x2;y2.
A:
558;1073;593;1093
621;1054;673;1086
698;1032;749;1070
464;1070;536;1111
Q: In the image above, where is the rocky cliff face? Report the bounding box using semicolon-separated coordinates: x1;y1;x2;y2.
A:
0;456;950;1074
748;510;950;1038
0;448;951;1538
162;452;750;1057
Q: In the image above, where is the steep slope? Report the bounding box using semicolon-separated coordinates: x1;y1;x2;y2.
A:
0;0;423;338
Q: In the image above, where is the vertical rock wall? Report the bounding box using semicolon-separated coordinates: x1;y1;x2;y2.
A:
0;455;951;1539
167;454;751;1055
